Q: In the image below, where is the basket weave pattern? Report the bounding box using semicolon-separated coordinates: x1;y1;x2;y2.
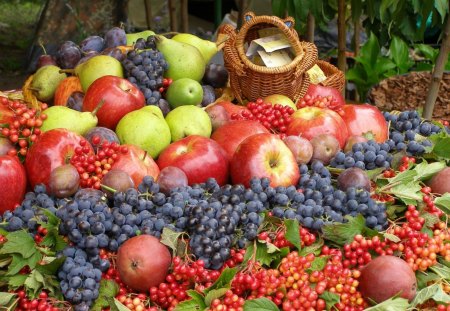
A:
316;60;345;92
220;12;318;103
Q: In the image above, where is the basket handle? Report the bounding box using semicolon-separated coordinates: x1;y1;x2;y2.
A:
236;11;303;69
294;41;318;79
219;24;246;76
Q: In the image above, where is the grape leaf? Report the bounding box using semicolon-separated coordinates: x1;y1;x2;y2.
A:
319;291;340;310
160;227;184;255
364;296;409;310
416;271;440;289
35;256;65;275
24;270;44;298
243;297;279;311
307;256;329;272
412;161;446;181
433;286;450;304
205;288;229;306
389;182;423;205
6;274;27;288
243;241;284;267
387;169;417;184
203;267;237;295
299;237;324;256
0;292;16;305
90;279;120;311
410;283;440;307
427;135;450;160
322;215;367;246
434;193;450;214
430;263;450;281
284;219;301;251
39;229;68;252
386;204;407;219
0;230;38;258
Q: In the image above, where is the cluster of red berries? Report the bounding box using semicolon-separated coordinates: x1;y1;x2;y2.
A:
116;294;157;311
208;289;245;311
33;225;48;244
296;94;344;115
230;99;295;137
342;205;450;271
70;137;128;189
257;225;316;249
158;78;173;94
398;155;416;171
14;290;68;311
0;96;47;157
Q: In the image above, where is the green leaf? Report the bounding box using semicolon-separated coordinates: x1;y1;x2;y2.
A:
410;283;440;307
243;241;284;267
174;293;207;311
430;263;450;281
430;136;450;159
319;291;340;310
386;205;407;219
6;274;27;288
0;230;38;258
243;297;279;311
433;286;450;304
35;256;65;276
351;0;362;21
91;279;120;311
6;254;28;276
203;267;238;296
0;292;16;305
416;271;440;290
24;270;44;298
361;32;381;68
37;208;60;228
435;193;450;214
389;182;423;204
387;169;416;184
299;237;324;256
284;219;302;251
434;0;448;23
205;288;229;306
413;161;446;181
272;0;287;17
322;215;369;246
39;230;68;251
415;44;438;62
160;227;184;255
383;233;401;243
421;212;440;229
380;0;400;23
307;256;329;272
364;296;409;310
107;297;132;311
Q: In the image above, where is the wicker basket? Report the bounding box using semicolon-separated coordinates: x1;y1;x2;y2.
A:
316;60;345;92
220;11;318;103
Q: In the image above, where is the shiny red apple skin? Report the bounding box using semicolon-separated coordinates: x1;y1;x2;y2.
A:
82;75;145;130
286;107;349;148
230;133;300;188
211;120;270;161
25;128;90;190
341;104;388;143
0;155;27;213
157;135;229;186
110;144;160;187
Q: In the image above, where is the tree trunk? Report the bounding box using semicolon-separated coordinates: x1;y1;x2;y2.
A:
306;12;315;42
423;14;450;120
337;0;347;96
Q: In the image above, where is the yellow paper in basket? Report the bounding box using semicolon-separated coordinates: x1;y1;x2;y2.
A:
307;64;327;84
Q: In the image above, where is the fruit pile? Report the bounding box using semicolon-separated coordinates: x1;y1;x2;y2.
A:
0;22;449;311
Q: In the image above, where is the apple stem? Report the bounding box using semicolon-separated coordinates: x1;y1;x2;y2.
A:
100;184;117;193
38;39;47;55
91;100;105;116
59;69;75;74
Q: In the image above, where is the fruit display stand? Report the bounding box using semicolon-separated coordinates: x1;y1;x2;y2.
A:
0;10;449;311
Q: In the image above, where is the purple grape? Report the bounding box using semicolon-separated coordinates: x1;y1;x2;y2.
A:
157;99;171;116
101;47;125;62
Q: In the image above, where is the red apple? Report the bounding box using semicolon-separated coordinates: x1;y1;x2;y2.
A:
212;101;249;119
230;133;300;188
0;155;27;213
300;84;345;107
157;135;229;186
205;103;231;131
283;135;314;165
341;104;388;143
286;107;348;148
427;167;450;195
211;120;270;161
117;235;171;292
110;144;160;187
82;75;145;130
25;128;91;190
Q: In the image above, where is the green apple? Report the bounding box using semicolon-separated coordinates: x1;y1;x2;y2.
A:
165;78;203;109
116;106;171;158
165;105;212;141
263;94;297;110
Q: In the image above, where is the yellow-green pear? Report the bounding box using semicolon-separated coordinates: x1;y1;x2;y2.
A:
75;55;124;92
115;106;171;158
40;106;99;135
155;35;205;82
30;65;67;102
126;30;155;46
172;33;219;64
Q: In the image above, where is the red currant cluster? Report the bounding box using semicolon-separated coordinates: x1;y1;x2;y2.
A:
399;156;416;172
421;186;443;217
14;290;69;311
33;225;48;244
257;226;316;249
0;234;7;244
220;248;246;270
230;99;295;137
115;294;157;311
158;78;173;94
296;94;344;116
342;235;394;269
208;289;245;311
148;257;221;310
0;96;47;157
70;137;128;189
